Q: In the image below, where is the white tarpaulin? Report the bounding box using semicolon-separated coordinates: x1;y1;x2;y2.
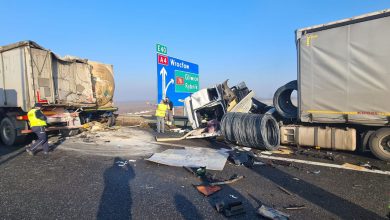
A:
147;147;230;171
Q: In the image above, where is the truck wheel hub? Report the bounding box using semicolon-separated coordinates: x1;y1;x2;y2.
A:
380;136;390;152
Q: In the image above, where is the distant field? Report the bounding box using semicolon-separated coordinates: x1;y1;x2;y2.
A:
114;100;156;114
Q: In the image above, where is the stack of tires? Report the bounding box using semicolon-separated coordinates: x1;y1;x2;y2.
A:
221;112;280;150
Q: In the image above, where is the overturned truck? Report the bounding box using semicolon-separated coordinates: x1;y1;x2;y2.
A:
184;9;390;161
0;41;116;145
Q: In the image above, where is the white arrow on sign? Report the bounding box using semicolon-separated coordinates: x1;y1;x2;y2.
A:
164;78;174;96
160;67;167;99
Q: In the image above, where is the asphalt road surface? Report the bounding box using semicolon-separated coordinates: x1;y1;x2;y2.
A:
0;128;389;220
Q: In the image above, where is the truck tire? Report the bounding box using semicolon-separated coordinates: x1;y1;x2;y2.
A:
0;117;25;146
369;128;390;161
273;80;298;120
107;114;116;127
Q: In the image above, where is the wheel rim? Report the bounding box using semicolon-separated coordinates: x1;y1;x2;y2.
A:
379;135;390;153
2;122;13;141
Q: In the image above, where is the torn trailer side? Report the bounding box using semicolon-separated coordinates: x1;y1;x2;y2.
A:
0;41;117;145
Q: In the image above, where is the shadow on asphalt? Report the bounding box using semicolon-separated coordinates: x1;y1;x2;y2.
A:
249;165;384;219
0;142;27;166
175;194;204;220
97;157;135;220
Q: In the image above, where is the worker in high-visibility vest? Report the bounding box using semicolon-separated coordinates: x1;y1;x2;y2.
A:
155;99;168;133
26;103;49;156
166;97;174;126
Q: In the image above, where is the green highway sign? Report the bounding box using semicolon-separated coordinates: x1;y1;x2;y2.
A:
156;44;167;54
174;70;199;93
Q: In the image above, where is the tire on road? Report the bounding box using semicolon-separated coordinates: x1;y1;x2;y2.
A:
0;117;26;146
369;128;390;161
273;80;298;119
221;112;280;151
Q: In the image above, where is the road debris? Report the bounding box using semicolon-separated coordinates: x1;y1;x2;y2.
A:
229;194;238;199
261;151;273;155
209;174;245;186
356;162;381;170
297;149;335;161
342;163;368;171
155;129;200;142
258;155;390;175
284;205;306;210
184;166;206;178
194;185;221;197
116;160;128;167
277;186;293;196
257;205;290;220
215;201;245;217
352;184;362;188
307;170;321;175
271;147;294;155
147;147;229;171
253;161;266;166
170;128;190;133
228;150;255;167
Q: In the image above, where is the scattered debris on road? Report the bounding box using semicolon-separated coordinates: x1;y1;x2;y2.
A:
228;150;255;167
259;155;390;175
146;147;230;171
215;200;246;217
184;166;207;178
194;185;221;196
209;175;245;186
277;186;293;196
307;170;321;175
284;205;306;210
257;205;290;220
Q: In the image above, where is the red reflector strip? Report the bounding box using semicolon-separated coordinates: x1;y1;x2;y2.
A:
16;115;29;120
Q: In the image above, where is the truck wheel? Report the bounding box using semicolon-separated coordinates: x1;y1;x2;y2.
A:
0;117;19;146
107;115;116;127
369;128;390;161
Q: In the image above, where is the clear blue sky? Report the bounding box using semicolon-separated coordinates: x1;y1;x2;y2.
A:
1;1;389;101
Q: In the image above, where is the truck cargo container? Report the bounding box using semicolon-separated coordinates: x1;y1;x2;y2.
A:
0;41;116;145
279;9;390;161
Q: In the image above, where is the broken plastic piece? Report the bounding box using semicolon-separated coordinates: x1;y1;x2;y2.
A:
194;185;221;197
257;205;290;220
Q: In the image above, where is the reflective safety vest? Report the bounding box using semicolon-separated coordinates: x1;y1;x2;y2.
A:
27;109;47;127
155;103;168;117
